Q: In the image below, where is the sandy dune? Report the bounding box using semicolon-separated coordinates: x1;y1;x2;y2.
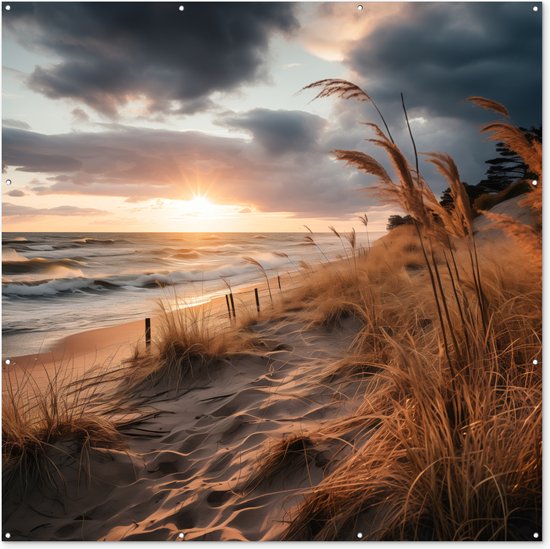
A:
4;314;367;540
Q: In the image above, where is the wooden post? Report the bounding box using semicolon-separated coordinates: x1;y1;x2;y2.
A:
254;288;260;313
277;275;281;291
225;294;232;320
229;291;236;318
145;317;151;349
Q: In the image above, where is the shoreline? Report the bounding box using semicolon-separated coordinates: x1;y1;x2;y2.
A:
2;269;300;394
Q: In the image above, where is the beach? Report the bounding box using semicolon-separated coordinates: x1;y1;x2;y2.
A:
2;231;379;357
2;195;542;540
3;269;296;400
2;2;542;541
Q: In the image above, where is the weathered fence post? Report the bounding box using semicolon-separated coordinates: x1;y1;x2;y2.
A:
229;292;236;318
277;275;281;291
145;317;151;349
254;288;260;313
225;294;232;320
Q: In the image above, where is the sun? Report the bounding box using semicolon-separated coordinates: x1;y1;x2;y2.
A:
187;194;216;217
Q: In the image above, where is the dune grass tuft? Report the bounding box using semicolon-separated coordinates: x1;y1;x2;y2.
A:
124;299;262;392
3;367;123;496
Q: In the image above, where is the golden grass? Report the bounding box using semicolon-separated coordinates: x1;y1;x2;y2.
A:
480;211;541;271
3;366;123;495
278;227;540;540
123;299;262;392
243;434;319;491
468;96;510;117
467;95;542;178
279;84;542;540
284;351;540;540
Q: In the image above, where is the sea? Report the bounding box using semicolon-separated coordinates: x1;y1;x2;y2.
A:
2;231;379;356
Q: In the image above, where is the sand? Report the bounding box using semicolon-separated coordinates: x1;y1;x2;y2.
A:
2;197;538;540
4;313;367;541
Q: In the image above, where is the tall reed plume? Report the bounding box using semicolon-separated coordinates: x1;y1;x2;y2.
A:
283;79;542;540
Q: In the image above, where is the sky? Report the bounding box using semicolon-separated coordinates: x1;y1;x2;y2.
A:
1;1;542;233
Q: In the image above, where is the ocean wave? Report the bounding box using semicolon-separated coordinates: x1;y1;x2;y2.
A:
24;248;137;260
2;261;255;298
2;249;27;262
134;274;177;288
2;272;182;297
3;278;109;297
26;244;56;251
3;237;30;244
3;257;85;275
72;237;119;245
199;243;241;253
173;250;201;260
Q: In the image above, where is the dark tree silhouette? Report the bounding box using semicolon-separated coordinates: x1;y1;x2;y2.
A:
439;126;541;209
440;182;485;211
477;126;541;193
386;214;415;231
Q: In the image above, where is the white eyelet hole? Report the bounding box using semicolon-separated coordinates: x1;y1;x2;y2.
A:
4;532;11;539
357;532;363;539
533;359;539;365
6;179;12;186
4;359;11;365
533;6;539;12
533;532;540;538
357;4;364;11
178;532;185;539
4;5;11;11
179;5;184;11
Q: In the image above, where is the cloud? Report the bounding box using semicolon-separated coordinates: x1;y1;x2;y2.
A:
3;129;83;172
346;3;542;125
219;108;326;155
5;3;298;117
3;202;107;217
6;189;25;197
299;2;400;62
297;3;541;194
3;119;31;130
71;108;90;125
2;122;374;217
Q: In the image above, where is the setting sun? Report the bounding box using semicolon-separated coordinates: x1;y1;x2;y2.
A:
188;194;216;217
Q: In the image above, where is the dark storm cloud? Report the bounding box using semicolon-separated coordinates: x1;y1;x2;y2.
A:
220;109;327;155
347;3;542;125
2;123;371;217
300;2;542;193
2;129;83;172
5;2;298;117
320;97;501;194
